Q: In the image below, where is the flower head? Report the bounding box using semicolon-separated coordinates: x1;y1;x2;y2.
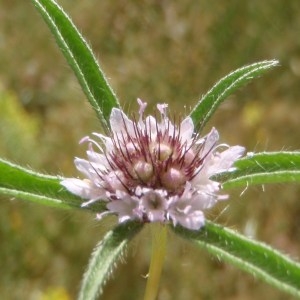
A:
61;99;245;230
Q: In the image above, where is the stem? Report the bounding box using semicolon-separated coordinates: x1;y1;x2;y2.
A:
143;223;168;300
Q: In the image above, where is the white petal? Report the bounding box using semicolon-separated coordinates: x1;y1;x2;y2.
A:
190;191;219;210
110;108;134;136
202;128;219;156
61;178;104;200
137;98;147;119
178;211;205;230
208;145;245;175
180;117;194;140
145;115;158;137
107;197;140;222
219;146;245;167
74;158;94;178
169;206;205;230
157;103;168;116
148;211;166;222
86;150;107;164
164;120;175;137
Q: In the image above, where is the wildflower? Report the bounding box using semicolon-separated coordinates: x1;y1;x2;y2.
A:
61;99;245;230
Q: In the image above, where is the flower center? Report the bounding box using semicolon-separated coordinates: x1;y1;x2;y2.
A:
101;105;211;197
160;167;186;191
133;161;153;182
110;126;200;194
150;143;173;161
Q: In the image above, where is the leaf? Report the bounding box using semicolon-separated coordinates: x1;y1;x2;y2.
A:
0;158;105;212
31;0;120;131
190;60;279;130
78;221;143;300
215;152;300;189
174;221;300;298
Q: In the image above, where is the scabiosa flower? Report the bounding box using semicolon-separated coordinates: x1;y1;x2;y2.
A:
61;99;245;230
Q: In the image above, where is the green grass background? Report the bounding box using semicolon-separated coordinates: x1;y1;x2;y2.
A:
0;1;300;299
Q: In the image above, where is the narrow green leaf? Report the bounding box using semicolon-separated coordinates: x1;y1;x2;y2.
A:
0;158;105;212
174;221;300;298
78;221;143;300
190;60;279;130
0;187;75;209
31;0;120;130
215;152;300;189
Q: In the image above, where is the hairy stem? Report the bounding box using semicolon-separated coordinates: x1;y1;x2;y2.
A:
143;223;167;300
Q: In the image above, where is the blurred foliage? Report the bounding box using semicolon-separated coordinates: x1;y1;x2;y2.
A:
0;86;40;165
0;0;300;299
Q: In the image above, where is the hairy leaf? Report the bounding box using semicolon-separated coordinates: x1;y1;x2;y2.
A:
174;221;300;298
78;221;143;300
0;158;105;211
32;0;120;131
190;60;279;130
215;152;300;189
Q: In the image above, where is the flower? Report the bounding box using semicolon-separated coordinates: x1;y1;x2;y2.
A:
61;99;245;230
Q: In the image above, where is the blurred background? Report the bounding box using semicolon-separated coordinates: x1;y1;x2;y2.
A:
1;0;300;299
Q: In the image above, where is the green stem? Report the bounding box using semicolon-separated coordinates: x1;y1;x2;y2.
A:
143;223;168;300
